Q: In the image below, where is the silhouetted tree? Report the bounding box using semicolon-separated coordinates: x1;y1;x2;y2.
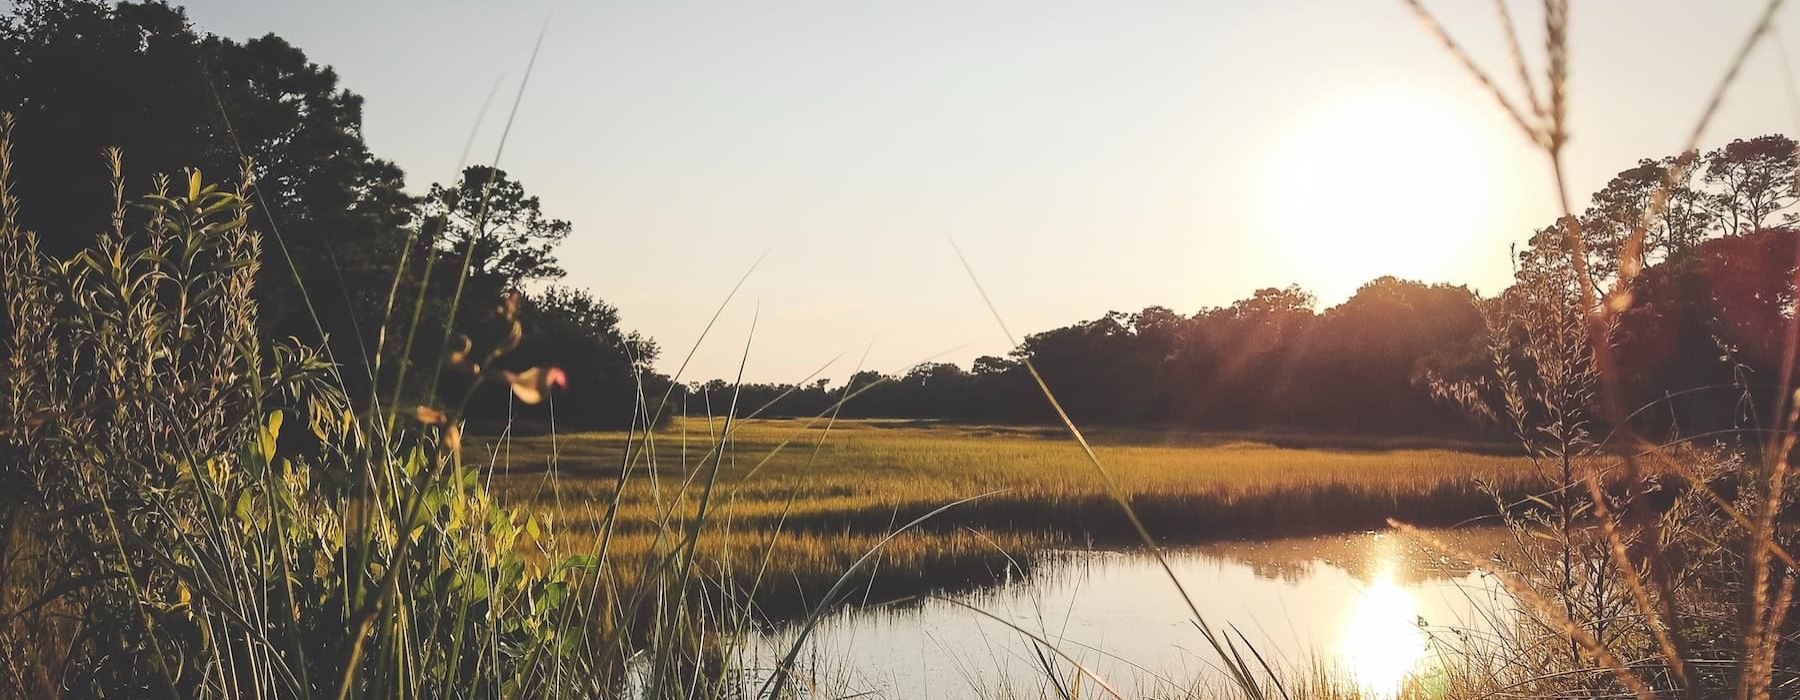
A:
1701;135;1798;235
1579;156;1708;294
1614;228;1799;436
422;165;571;296
1300;278;1484;431
0;0;416;377
0;2;669;432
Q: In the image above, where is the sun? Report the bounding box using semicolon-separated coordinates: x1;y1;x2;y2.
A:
1265;92;1499;296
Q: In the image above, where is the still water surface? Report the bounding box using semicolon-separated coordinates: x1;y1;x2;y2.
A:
745;529;1512;699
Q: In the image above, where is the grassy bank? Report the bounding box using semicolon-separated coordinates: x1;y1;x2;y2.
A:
477;418;1537;614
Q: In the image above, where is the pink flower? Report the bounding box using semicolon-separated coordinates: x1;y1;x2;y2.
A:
503;366;569;405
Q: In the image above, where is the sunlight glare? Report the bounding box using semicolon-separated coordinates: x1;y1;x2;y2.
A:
1340;567;1428;698
1267;92;1498;296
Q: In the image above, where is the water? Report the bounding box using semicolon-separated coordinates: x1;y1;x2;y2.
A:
742;529;1513;699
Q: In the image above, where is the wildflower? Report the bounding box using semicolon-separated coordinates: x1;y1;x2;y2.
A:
502;366;568;404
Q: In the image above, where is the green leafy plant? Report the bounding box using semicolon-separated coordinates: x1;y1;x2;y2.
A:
0;114;591;699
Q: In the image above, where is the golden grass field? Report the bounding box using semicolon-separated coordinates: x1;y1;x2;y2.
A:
473;418;1538;616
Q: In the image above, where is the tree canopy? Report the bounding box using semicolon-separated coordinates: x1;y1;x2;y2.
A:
0;0;414;356
689;135;1800;441
0;0;656;429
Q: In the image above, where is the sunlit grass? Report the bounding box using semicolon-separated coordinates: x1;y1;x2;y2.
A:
477;418;1539;616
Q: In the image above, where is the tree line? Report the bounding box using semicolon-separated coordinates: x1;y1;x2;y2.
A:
7;1;1795;438
688;135;1800;440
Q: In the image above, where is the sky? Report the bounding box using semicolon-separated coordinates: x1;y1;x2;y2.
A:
170;0;1800;384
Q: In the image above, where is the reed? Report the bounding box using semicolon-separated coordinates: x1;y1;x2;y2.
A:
4;1;1798;697
477;418;1536;613
1394;1;1800;697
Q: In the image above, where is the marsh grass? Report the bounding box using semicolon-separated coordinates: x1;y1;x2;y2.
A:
5;0;1800;697
0;98;796;696
476;418;1538;617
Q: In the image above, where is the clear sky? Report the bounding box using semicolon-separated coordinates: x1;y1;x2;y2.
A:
172;0;1797;384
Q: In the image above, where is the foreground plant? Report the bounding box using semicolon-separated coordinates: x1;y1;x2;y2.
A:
0;115;590;699
1404;1;1800;697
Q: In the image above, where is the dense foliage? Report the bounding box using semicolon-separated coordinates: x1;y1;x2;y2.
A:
0;148;597;696
0;0;657;429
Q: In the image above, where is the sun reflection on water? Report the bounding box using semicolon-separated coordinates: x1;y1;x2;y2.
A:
1339;552;1428;697
746;529;1511;700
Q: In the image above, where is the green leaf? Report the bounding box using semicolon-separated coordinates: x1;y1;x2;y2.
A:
259;411;283;459
541;581;567;611
234;490;253;525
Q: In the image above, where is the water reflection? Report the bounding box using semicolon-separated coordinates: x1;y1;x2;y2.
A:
1341;566;1426;696
747;528;1512;700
